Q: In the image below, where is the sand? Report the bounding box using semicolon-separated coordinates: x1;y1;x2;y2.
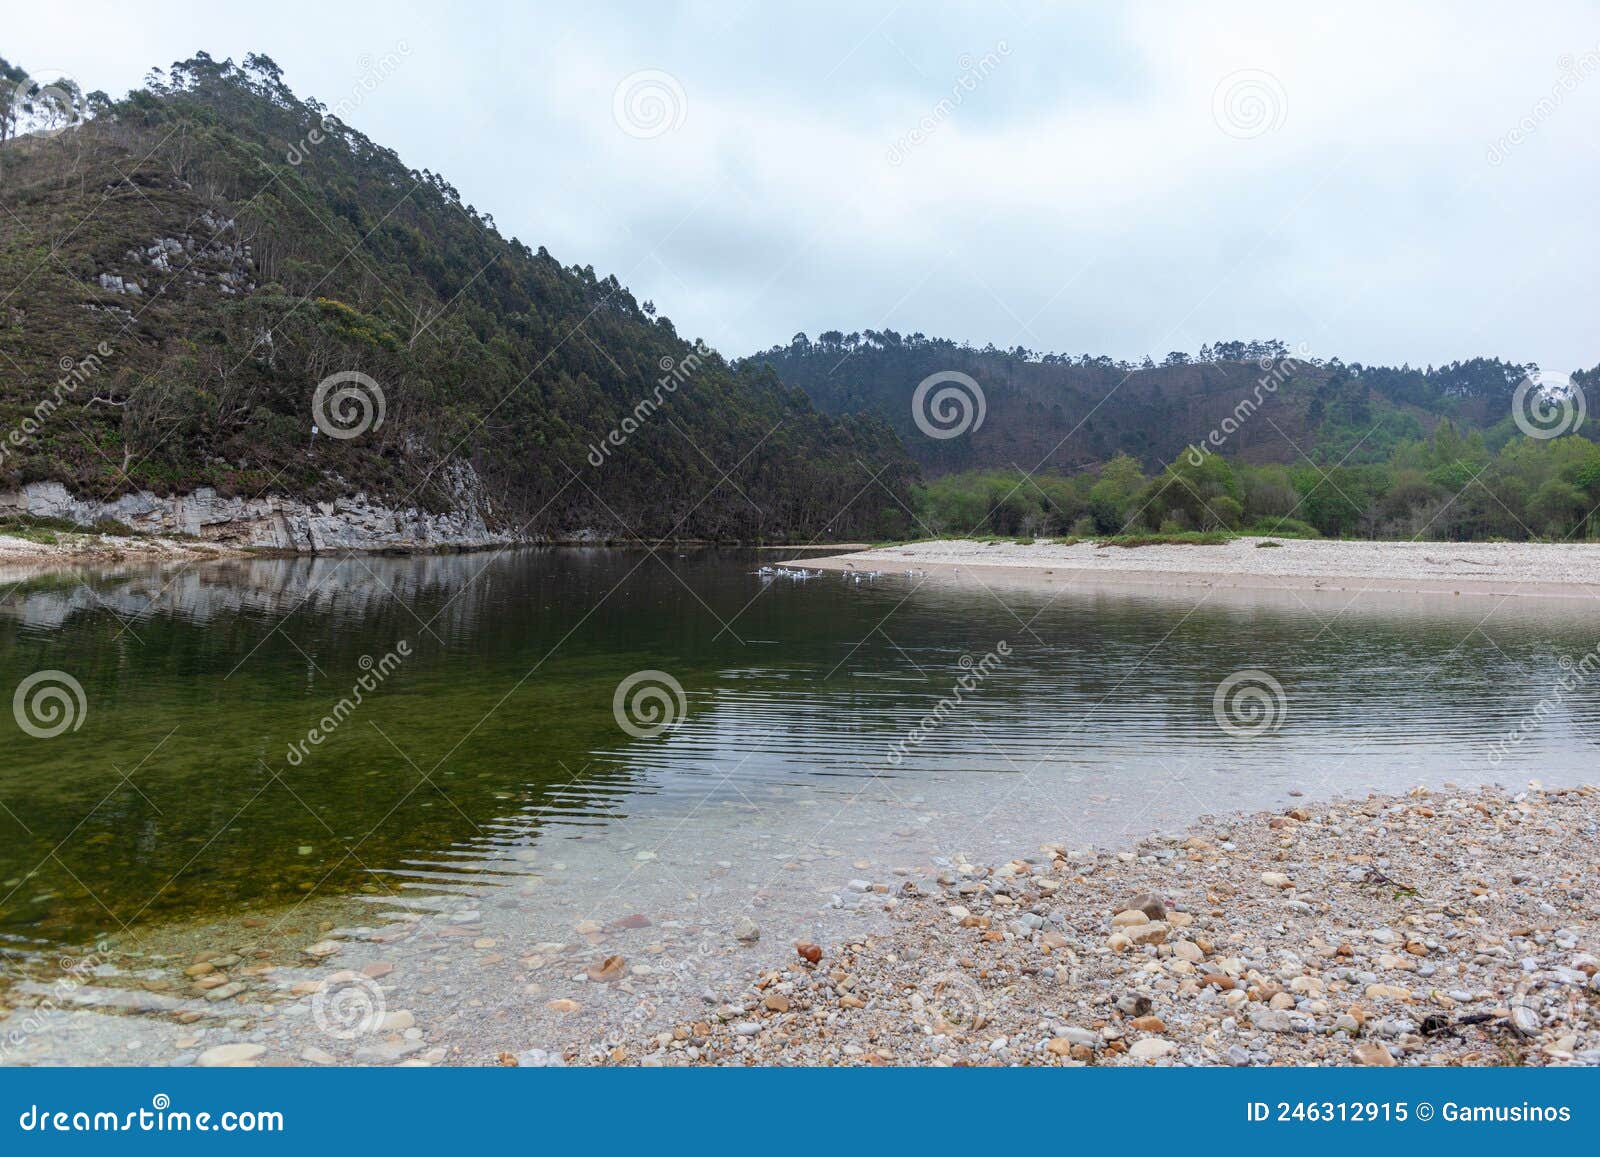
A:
792;537;1600;600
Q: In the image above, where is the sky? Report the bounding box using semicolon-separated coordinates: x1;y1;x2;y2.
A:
7;0;1600;372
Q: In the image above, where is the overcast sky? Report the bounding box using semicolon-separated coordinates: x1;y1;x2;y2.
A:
8;1;1600;371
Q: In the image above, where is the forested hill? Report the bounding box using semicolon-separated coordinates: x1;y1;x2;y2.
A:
751;331;1596;477
0;53;916;541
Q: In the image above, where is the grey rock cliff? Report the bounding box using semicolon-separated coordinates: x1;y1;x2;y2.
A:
0;462;513;553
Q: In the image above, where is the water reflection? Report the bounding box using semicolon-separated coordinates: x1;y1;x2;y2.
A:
1;548;1597;964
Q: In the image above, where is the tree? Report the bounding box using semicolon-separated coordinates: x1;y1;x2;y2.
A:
1530;479;1586;537
1087;453;1146;531
0;56;28;144
0;58;88;141
1142;453;1243;530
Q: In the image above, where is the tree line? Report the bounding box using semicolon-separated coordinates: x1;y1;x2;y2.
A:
917;424;1600;542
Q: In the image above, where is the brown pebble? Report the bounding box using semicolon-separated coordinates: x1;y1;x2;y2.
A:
1121;893;1168;920
1353;1041;1397;1066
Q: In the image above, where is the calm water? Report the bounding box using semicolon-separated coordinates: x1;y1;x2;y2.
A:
2;548;1598;971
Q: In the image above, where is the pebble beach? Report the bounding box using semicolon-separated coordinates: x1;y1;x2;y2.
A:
597;784;1600;1068
4;784;1595;1069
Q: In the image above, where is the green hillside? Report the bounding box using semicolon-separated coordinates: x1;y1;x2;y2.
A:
0;53;916;542
751;334;1600;541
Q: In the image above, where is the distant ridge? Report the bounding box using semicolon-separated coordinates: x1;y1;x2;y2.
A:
749;330;1593;477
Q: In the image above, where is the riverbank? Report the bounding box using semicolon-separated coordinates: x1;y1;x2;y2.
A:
793;538;1600;599
603;784;1599;1067
0;528;247;567
0;534;873;570
3;783;1593;1068
1;473;508;556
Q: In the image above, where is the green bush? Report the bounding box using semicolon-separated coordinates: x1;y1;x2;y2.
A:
1243;517;1321;538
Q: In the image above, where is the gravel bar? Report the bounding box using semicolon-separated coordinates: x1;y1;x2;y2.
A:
795;537;1600;600
594;785;1599;1067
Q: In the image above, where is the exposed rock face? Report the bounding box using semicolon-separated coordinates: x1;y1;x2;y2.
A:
1;463;512;554
101;213;254;297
